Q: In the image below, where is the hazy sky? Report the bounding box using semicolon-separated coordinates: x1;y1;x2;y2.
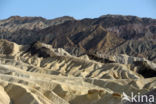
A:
0;0;156;20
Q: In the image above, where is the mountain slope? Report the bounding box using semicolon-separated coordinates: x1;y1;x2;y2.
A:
0;15;156;62
0;15;155;62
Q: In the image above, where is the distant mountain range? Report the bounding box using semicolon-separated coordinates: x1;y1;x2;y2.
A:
0;15;156;62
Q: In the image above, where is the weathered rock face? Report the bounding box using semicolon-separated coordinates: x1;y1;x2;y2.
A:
134;61;156;78
0;40;155;104
27;41;55;58
0;39;14;55
0;15;156;62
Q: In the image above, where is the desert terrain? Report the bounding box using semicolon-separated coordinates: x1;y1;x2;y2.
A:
0;15;155;104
